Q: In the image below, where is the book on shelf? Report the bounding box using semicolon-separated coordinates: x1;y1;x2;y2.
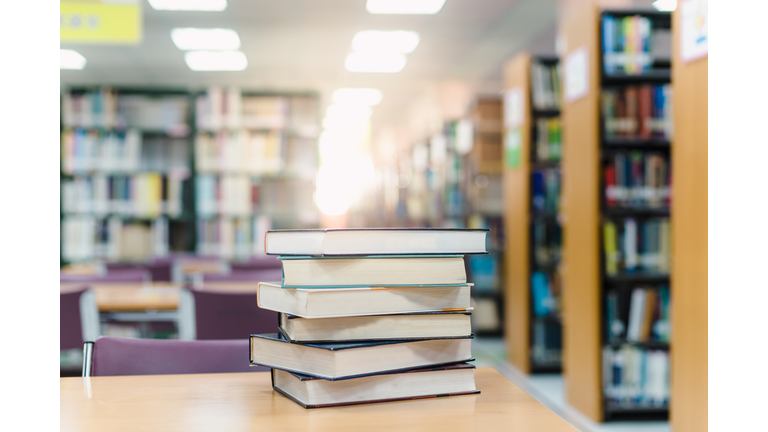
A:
264;228;489;256
531;271;559;317
62;215;170;262
249;332;474;380
602;85;672;140
604;151;670;208
195;87;290;131
279;255;467;287
602;14;658;76
196;217;254;260
534;118;562;162
608;286;670;344
256;282;472;319
195;174;255;217
62;88;117;129
532;319;562;366
117;94;190;134
531;60;561;110
532;168;561;213
466;254;499;293
533;220;561;265
271;363;479;409
470;297;500;333
194;130;284;175
602;218;670;275
279;312;473;343
603;345;669;408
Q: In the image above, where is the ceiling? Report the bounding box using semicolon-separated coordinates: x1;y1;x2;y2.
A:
60;0;560;138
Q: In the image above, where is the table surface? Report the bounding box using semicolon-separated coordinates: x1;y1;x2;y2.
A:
60;282;181;312
61;367;577;432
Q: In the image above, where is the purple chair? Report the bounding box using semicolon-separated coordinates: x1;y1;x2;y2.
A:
178;288;279;341
83;337;268;377
61;286;100;350
105;262;173;282
60;268;150;284
230;256;282;272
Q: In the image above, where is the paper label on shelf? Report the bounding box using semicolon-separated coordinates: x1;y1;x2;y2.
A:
564;46;589;102
504;129;522;169
504;87;524;128
60;1;142;45
681;0;709;63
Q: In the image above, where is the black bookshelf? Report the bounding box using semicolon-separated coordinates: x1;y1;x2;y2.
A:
527;55;563;373
598;9;672;421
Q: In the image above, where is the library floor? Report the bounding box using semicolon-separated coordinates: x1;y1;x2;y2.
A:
472;338;670;432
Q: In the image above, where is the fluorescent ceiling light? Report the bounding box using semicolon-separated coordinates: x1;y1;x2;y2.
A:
332;88;383;106
366;0;445;14
652;0;677;11
326;104;372;121
60;49;86;70
345;52;406;73
184;51;247;71
148;0;227;11
171;28;240;50
352;31;420;53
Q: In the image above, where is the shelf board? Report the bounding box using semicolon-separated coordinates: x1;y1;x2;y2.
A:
471;291;503;299
530;211;559;220
603;207;670;217
531;160;561;169
604;273;670;284
605;340;669;350
533;315;562;323
604;405;669;415
532;261;560;271
602;69;671;84
602;138;670;148
530;363;562;374
532;109;561;118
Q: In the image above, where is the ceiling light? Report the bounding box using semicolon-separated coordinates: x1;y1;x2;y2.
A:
366;0;445;14
148;0;227;11
326;104;372;121
345;52;406;73
171;28;240;50
652;0;677;11
352;31;420;53
332;88;383;106
60;49;86;70
184;51;247;71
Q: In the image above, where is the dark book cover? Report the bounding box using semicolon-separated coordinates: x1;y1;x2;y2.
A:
251;332;474;351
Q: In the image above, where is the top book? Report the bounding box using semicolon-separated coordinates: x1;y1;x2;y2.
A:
265;228;490;256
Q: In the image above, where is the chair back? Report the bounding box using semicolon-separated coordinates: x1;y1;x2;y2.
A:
60;269;150;284
61;286;101;351
182;288;279;340
61;287;87;350
86;337;267;376
200;269;283;284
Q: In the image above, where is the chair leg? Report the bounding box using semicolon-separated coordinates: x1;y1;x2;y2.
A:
82;341;94;377
177;289;197;340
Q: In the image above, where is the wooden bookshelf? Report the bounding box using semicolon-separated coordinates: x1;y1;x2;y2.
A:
560;5;673;422
670;5;708;432
503;52;564;374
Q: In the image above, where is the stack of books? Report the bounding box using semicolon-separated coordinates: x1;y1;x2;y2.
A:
249;228;489;408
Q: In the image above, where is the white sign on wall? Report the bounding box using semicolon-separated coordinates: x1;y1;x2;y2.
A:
564;46;589;102
681;0;708;63
504;87;524;128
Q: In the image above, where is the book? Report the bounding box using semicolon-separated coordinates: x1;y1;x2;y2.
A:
249;332;474;380
602;218;670;274
279;255;467;287
257;282;472;318
279;311;473;342
602;14;654;76
603;346;669;408
264;228;489;256
601;85;672;140
271;363;479;408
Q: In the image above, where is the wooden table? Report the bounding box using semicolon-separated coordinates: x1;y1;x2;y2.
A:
61;367;577;432
60;282;181;312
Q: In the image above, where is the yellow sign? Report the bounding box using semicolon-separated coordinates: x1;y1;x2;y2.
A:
60;1;142;44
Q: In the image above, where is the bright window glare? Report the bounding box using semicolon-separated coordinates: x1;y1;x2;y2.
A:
332;88;383;106
345;52;406;73
652;0;677;11
366;0;445;14
149;0;227;11
326;104;372;121
322;116;369;132
61;49;86;70
171;28;241;51
352;31;420;53
184;51;247;71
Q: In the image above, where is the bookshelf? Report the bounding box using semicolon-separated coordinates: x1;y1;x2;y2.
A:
60;87;321;266
560;5;672;422
60;87;195;265
193;88;321;261
503;52;563;374
670;5;707;432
